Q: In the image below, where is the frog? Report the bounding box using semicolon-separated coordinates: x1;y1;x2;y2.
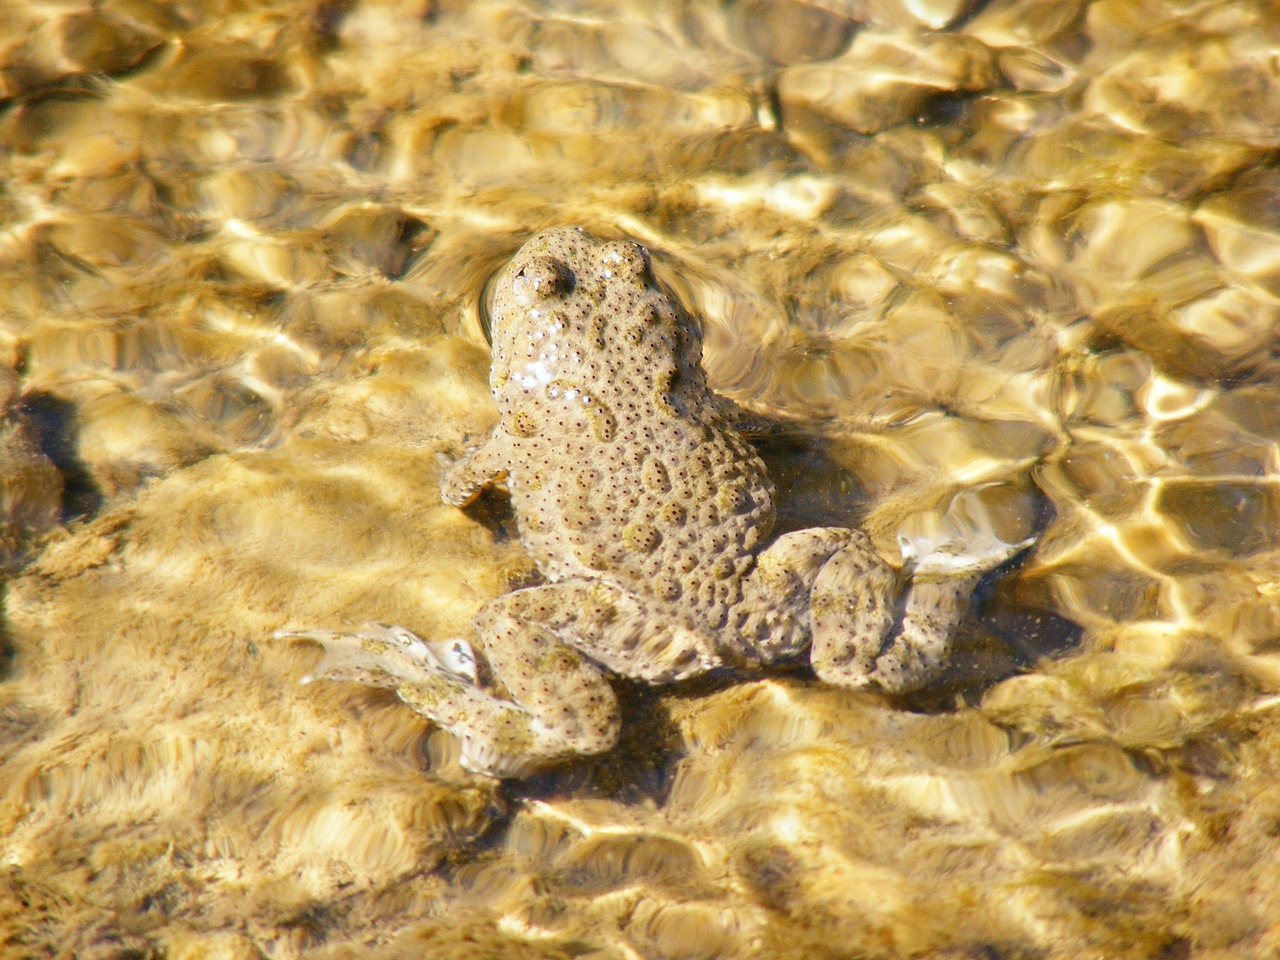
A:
279;228;1028;778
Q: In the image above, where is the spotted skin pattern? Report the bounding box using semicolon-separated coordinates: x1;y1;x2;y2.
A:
284;229;1026;778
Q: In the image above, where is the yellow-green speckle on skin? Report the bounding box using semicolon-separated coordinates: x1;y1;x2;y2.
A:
660;503;687;527
490;709;536;755
510;410;540;438
533;644;584;675
585;401;616;442
642;458;671;493
622;521;662;555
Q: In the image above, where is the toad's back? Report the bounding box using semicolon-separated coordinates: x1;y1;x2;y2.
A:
486;228;775;632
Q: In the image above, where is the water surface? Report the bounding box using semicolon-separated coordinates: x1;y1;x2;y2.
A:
2;2;1279;958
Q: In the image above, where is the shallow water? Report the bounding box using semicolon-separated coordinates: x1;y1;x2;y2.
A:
2;1;1280;957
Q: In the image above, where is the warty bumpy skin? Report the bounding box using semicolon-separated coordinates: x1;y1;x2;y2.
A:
280;228;1028;778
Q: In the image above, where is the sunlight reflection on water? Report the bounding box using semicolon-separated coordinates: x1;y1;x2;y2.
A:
3;1;1280;958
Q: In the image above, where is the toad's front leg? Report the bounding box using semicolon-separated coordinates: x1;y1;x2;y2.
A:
438;432;512;507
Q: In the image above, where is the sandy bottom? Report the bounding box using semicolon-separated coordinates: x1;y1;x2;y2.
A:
3;1;1280;957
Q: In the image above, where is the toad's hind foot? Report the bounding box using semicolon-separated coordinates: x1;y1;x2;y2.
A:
276;622;479;687
898;528;1032;581
868;530;1031;692
809;530;1030;694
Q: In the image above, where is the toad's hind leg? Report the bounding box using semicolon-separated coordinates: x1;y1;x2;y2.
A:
447;585;625;775
282;583;626;778
737;527;894;667
809;531;1027;693
793;529;902;687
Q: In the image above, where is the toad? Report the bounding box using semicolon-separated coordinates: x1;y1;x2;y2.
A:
280;228;1027;777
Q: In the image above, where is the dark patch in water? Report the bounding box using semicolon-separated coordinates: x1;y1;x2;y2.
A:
18;392;103;521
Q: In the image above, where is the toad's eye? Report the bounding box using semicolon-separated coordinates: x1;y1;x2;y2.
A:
510;254;574;306
598;240;651;283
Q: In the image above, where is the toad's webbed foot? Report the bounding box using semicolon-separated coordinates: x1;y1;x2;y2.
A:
809;527;1030;693
278;622;479;688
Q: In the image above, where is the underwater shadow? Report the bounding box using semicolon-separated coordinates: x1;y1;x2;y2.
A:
19;391;104;522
